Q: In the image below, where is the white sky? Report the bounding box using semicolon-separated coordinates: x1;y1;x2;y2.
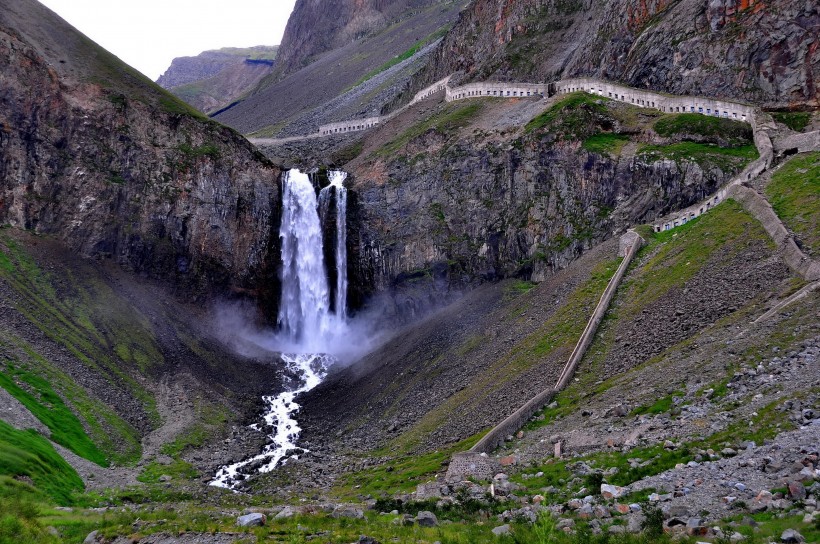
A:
38;0;297;80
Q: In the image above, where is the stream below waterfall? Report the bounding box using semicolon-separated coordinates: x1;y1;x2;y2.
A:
210;169;349;490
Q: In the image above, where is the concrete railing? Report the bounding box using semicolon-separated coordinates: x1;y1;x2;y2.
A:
729;184;820;282
554;230;644;390
446;82;549;102
318;116;383;136
465;231;644;456
555;78;756;124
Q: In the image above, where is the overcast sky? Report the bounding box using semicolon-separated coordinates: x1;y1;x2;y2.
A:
38;0;297;80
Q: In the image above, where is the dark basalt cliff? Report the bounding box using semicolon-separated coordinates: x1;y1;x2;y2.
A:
276;0;445;76
0;0;282;306
406;0;818;108
157;47;278;115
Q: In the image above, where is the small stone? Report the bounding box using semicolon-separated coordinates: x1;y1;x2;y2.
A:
629;503;642;512
600;483;625;499
608;525;625;534
781;528;805;543
722;448;737;457
729;532;746;542
577;505;594;519
358;537;381;544
415;511;438;527
734;482;747;492
333;505;365;519
237;513;266;527
788;481;807;500
275;506;298;519
492;524;511;536
614;503;630;515
83;531;99;544
499;456;516;466
556;518;575;530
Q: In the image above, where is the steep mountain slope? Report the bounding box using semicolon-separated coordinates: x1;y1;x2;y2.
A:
157;46;278;115
0;0;282;306
213;1;466;135
402;0;819;108
0;0;288;506
276;0;448;76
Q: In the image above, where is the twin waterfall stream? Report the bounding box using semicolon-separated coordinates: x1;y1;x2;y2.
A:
211;169;349;490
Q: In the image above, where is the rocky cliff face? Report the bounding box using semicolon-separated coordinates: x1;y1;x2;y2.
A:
410;0;818;108
0;0;282;307
341;96;756;314
276;0;445;75
157;47;278;115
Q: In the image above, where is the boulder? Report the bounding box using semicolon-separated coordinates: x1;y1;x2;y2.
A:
237;512;266;527
83;531;99;544
781;528;805;543
492;524;511;536
788;481;806;500
275;506;298;519
415;511;438;527
332;505;365;519
600;484;625;499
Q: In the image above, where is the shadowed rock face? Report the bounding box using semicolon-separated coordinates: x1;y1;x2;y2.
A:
412;0;819;108
0;0;282;306
276;0;443;76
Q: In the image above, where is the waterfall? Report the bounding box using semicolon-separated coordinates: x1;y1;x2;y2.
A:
321;170;348;321
278;169;331;347
211;168;349;490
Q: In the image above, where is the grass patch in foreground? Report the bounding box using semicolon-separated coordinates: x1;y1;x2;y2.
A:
0;421;83;505
333;435;482;500
765;151;820;257
0;364;107;466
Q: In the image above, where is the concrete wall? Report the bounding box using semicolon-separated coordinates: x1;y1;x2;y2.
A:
318;116;383;136
555;78;756;124
729;184;820;281
445;452;501;483
773;131;820;156
467;230;643;456
554;231;643;390
446;82;548;102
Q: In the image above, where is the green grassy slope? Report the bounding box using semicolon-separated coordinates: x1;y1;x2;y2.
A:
765;151;820;257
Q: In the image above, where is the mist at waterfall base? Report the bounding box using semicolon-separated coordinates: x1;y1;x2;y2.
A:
211;169;379;489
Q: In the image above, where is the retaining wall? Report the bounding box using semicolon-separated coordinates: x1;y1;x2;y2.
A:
554;231;643;390
318;116;383;136
728;184;820;281
773;131;820;156
555;78;756;124
466;230;643;456
446;82;548;102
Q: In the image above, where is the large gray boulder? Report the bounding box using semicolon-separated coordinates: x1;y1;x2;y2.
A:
236;513;266;527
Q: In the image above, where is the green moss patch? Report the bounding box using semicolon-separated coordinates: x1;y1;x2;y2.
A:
525;92;609;138
0;364;107;466
0;421;83;505
582;133;630;155
637;141;758;171
771;111;812;132
765;151;820;257
654;113;753;145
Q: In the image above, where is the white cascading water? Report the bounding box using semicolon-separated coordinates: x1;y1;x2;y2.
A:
211;169;349;490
